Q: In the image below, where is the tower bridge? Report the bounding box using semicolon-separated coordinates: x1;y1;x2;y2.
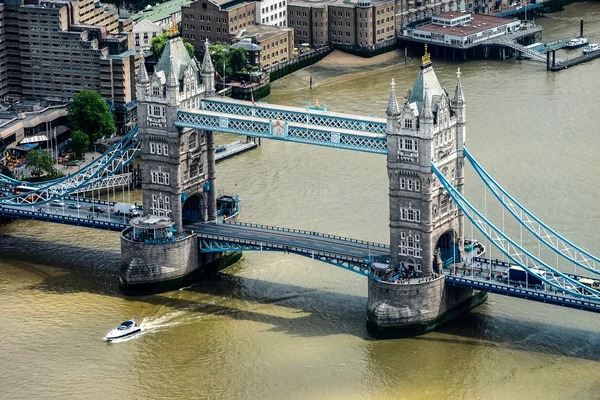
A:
1;31;599;338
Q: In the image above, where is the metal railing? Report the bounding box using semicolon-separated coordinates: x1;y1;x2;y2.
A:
0;207;127;231
222;220;389;249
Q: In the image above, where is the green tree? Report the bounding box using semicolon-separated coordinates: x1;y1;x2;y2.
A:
68;90;115;143
0;164;13;178
151;32;195;61
209;44;249;78
209;44;232;79
229;47;247;75
70;130;90;157
26;150;54;175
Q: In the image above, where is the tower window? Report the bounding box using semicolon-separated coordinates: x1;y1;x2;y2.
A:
153;86;160;96
404;119;413;129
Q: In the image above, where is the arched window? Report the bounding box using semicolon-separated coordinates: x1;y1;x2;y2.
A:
189;132;198;149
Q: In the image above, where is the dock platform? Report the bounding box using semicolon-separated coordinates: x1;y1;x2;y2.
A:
548;50;600;71
215;140;258;162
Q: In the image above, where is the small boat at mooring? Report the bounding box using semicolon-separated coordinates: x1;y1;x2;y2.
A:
103;320;141;342
582;44;600;55
565;37;589;49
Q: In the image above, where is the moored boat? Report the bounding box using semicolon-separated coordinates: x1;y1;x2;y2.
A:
566;37;589;49
582;43;600;54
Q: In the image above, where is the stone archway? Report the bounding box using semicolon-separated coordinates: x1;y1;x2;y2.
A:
433;230;460;274
182;192;207;222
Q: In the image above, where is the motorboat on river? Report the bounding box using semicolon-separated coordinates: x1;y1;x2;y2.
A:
103;320;141;342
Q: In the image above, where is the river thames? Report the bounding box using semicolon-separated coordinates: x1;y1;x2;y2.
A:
2;3;600;399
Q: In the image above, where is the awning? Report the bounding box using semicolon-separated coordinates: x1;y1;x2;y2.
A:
20;135;48;144
14;143;39;151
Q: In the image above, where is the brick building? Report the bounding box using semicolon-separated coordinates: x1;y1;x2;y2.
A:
234;24;293;68
181;0;256;47
288;0;395;48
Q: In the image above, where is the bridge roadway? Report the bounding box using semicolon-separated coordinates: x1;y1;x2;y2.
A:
4;202;600;313
189;221;388;258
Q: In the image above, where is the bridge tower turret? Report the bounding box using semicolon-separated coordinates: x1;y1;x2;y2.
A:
367;47;487;338
201;39;216;96
120;28;221;295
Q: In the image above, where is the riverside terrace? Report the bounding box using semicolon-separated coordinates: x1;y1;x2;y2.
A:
399;12;542;59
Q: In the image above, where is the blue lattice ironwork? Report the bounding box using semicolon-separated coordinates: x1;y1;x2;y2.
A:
176;112;388;154
0;127;140;206
433;163;600;300
464;146;600;275
198;236;371;275
200;98;387;135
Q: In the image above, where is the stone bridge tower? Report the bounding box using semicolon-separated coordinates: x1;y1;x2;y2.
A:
136;31;217;233
366;48;487;338
119;33;219;295
386;47;466;278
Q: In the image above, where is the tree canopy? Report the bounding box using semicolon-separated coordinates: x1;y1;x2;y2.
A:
68;90;115;143
151;33;195;62
105;0;167;13
26;150;55;175
209;45;248;79
70;130;90;156
0;164;13;178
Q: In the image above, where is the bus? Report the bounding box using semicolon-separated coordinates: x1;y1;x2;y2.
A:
13;185;40;202
14;185;37;194
578;278;600;294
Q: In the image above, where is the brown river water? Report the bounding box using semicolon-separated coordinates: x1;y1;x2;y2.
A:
1;3;600;399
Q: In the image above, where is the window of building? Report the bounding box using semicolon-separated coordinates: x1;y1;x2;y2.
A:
404;119;413;129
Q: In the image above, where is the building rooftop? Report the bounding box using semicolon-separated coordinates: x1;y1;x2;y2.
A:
231;40;263;51
239;24;293;42
288;0;393;8
131;0;193;23
155;35;199;81
415;13;516;37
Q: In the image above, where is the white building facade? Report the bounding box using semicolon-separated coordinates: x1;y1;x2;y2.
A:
257;0;288;27
133;19;165;50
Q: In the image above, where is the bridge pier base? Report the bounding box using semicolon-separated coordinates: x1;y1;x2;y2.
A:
366;276;487;338
119;223;241;295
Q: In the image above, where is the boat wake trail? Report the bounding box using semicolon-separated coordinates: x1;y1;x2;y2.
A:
105;311;188;343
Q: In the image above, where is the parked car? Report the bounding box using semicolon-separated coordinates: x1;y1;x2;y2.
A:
67;203;81;209
89;205;105;213
51;200;65;207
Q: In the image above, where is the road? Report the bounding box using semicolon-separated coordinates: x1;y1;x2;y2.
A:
187;221;389;260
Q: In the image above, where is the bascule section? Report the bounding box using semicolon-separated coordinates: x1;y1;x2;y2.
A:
120;28;219;294
367;48;486;338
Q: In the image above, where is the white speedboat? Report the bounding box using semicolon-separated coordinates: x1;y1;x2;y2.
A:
103;320;141;342
582;43;600;54
566;37;589;49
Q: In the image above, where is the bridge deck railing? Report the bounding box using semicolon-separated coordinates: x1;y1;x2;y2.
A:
446;275;600;312
222;221;389;249
198;234;369;264
0;207;127;231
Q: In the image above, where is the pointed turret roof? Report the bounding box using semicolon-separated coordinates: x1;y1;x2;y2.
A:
421;85;433;122
137;51;149;84
408;45;445;114
201;39;214;74
167;55;178;87
155;36;198;82
454;67;465;104
386;78;400;117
